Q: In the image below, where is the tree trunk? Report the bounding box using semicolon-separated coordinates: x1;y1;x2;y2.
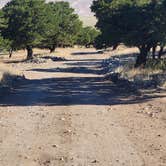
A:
85;44;90;48
9;49;13;58
26;46;33;60
152;45;156;59
135;45;150;68
158;46;164;59
112;43;119;51
49;45;56;53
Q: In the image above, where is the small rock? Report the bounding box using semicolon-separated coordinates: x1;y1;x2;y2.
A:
64;129;72;134
18;155;22;158
91;160;99;163
60;117;66;121
145;107;149;110
52;144;57;148
24;156;28;159
94;133;99;137
149;112;155;118
137;110;143;114
70;157;74;161
59;157;64;161
44;160;51;164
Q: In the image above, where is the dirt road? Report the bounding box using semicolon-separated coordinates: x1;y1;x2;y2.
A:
0;48;165;166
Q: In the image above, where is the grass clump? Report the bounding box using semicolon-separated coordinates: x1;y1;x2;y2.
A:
0;63;24;89
145;59;166;71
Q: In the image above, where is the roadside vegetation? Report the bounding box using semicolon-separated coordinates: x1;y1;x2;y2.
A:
102;47;166;89
91;0;166;68
0;63;24;94
92;0;166;88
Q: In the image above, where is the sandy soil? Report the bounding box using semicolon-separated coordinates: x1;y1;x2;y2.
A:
0;48;165;166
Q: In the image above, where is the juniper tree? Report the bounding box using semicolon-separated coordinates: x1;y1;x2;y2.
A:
2;0;47;59
0;10;10;53
91;0;166;67
77;26;99;47
41;1;83;53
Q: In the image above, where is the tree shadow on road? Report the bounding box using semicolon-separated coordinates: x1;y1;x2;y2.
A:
71;51;104;56
0;53;165;107
28;66;103;75
0;75;165;106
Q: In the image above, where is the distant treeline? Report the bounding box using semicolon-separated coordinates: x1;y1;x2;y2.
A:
92;0;166;67
0;0;99;59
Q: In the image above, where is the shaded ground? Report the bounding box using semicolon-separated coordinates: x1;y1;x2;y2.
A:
0;50;164;106
0;48;165;166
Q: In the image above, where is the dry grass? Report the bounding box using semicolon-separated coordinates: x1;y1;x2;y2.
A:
0;63;23;87
111;47;165;85
113;46;138;55
118;66;162;81
0;48;50;62
0;48;73;64
115;60;166;88
162;81;166;88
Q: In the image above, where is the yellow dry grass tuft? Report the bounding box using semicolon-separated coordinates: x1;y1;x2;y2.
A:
116;61;166;88
120;67;162;80
0;63;23;86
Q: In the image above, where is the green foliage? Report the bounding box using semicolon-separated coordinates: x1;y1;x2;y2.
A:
92;0;155;48
0;36;11;51
0;9;11;52
40;1;83;52
77;26;100;47
2;0;48;58
91;0;166;67
0;10;6;31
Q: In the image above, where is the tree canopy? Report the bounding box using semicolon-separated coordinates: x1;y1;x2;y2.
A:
40;1;83;52
76;26;100;47
0;0;99;58
91;0;166;67
0;9;10;52
2;0;48;59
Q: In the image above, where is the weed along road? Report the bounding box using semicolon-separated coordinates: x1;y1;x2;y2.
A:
0;48;165;166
